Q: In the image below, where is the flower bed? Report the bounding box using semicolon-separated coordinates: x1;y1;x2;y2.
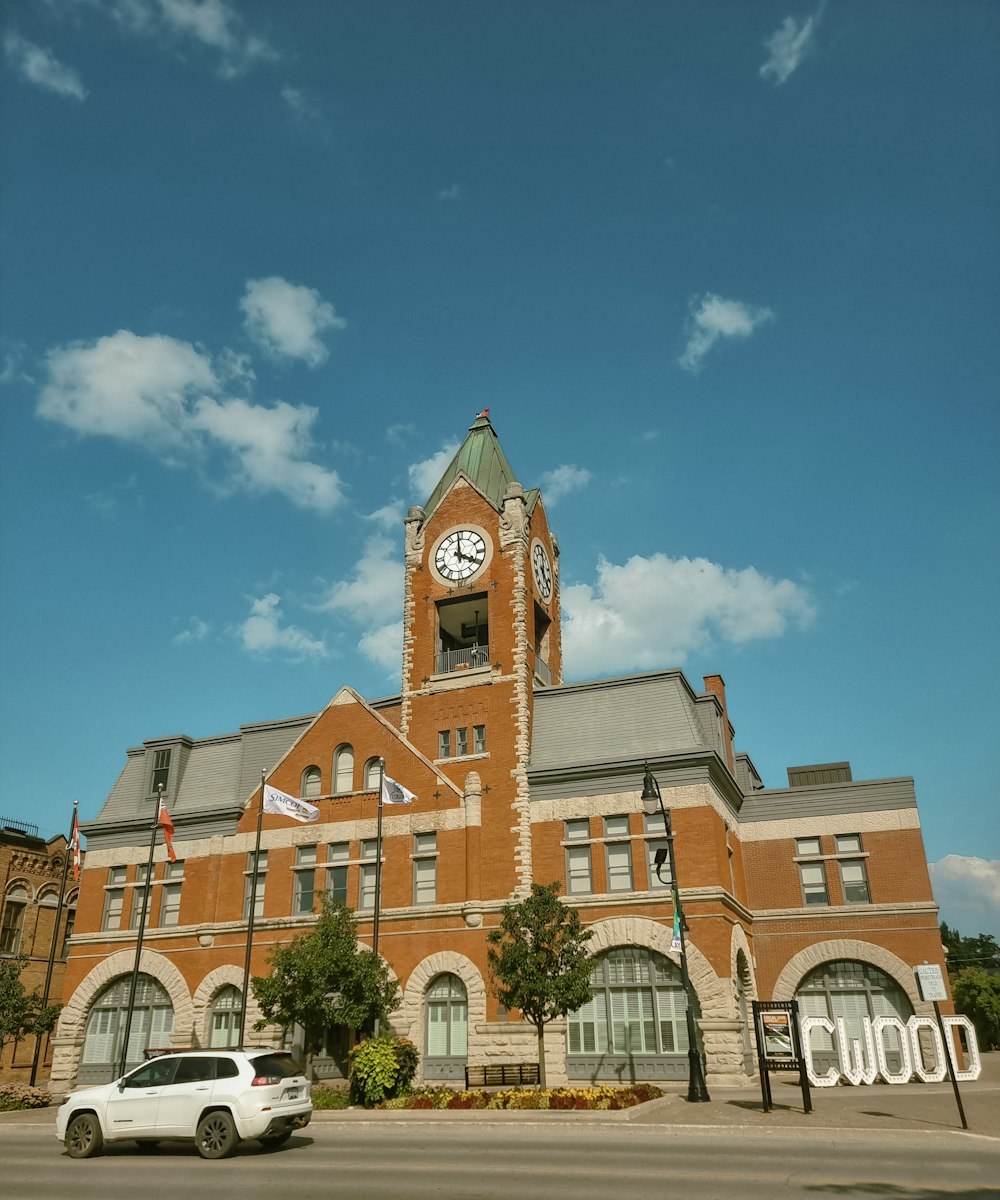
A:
0;1084;53;1112
380;1083;663;1111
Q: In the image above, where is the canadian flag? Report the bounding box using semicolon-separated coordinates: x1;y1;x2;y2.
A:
69;808;82;882
158;801;177;862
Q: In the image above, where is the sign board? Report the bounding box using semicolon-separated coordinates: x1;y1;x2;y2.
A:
752;1000;811;1115
914;963;948;1002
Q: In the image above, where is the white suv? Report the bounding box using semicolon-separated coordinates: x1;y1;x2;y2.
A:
56;1049;312;1159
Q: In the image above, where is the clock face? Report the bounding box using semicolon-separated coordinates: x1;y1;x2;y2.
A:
531;540;553;601
435;529;488;581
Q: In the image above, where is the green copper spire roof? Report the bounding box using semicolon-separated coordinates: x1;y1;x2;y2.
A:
424;410;535;514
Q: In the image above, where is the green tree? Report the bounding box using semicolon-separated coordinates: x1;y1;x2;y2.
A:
486;882;593;1088
940;923;1000;977
0;957;61;1056
252;898;400;1078
950;967;1000;1052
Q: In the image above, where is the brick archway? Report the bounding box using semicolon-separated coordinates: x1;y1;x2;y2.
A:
772;939;927;1014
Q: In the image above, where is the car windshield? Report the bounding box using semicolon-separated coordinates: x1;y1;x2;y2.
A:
250;1053;302;1078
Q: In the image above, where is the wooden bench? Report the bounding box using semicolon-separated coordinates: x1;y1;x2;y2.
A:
464;1062;539;1088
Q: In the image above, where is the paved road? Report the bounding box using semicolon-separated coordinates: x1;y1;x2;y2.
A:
4;1119;998;1200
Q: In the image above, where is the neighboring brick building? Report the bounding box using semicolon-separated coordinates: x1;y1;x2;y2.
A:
1;819;78;1083
50;414;946;1091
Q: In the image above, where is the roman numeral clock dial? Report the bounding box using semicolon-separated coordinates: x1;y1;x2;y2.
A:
531;539;553;601
435;529;487;582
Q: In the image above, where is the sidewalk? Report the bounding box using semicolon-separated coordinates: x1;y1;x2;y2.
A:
5;1053;997;1140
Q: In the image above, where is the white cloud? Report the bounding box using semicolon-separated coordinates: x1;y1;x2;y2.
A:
930;856;1000;940
281;84;321;124
562;552;815;678
4;31;87;100
173;616;210;644
760;6;823;86
410;441;459;503
241;277;346;367
38;330;217;448
679;293;775;373
437;183;461;201
36;328;343;511
101;0;276;78
191;395;344;511
540;464;592;506
359;621;403;675
314;535;401;625
239;594;327;660
367;500;406;531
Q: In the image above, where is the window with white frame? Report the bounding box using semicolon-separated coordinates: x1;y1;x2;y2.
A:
604;815;633;892
294;844;317;914
456;727;468;756
301;765;322;799
244;850;267;919
130;863;154;928
326;842;349;906
364;757;382;790
333;744;355;794
840;857;871;904
795;837;828;905
359;838;379;911
413;832;437;905
159;861;183;927
437;730;451;758
426;973;468;1060
209;985;243;1048
473;724;486;753
564;819;592;895
644;811;672;889
102;867;126;931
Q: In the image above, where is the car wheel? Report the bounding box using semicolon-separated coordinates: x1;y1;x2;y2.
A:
260;1131;293;1150
135;1140;159;1152
196;1111;239;1159
65;1113;104;1159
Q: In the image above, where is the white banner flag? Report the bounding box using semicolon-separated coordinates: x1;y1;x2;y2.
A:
381;774;416;805
263;784;320;824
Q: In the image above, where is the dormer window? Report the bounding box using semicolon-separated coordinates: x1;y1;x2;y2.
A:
150;748;171;795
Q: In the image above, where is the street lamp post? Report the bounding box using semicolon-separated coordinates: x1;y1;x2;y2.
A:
641;764;710;1103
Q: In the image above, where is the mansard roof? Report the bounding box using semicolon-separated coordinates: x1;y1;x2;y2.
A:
423;411;538;515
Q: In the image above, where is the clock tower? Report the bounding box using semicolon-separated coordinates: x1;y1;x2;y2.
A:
399;411;561;895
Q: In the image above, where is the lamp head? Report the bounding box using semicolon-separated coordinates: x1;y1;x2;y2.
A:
640;764;660;816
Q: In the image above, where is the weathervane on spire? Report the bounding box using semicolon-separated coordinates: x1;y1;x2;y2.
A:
475;407;490;419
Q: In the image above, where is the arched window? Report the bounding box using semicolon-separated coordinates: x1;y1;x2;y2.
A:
424;973;468;1080
363;757;382;790
301;765;322;798
795;959;914;1072
0;884;29;955
333;745;355;794
79;974;174;1085
209;985;243;1048
567;946;689;1082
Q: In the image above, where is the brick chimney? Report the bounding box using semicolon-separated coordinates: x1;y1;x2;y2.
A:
703;674;735;772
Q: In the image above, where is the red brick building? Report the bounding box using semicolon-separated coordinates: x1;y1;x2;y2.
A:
49;414;946;1090
1;820;78;1083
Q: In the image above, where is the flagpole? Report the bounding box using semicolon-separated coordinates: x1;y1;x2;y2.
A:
118;789;161;1079
238;768;266;1048
29;801;76;1086
372;759;385;963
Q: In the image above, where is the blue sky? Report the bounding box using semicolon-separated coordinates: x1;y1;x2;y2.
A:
2;1;997;936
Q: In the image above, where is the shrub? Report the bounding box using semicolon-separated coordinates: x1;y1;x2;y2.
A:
0;1084;52;1111
377;1083;663;1111
310;1084;351;1110
348;1035;419;1107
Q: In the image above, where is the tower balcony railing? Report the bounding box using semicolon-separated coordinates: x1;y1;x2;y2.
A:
435;644;490;675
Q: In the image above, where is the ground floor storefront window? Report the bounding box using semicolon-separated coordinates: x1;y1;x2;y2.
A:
78;974;174;1085
795;959;913;1071
567;947;689;1082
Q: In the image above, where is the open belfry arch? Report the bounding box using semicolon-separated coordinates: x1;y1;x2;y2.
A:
51;411;947;1093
